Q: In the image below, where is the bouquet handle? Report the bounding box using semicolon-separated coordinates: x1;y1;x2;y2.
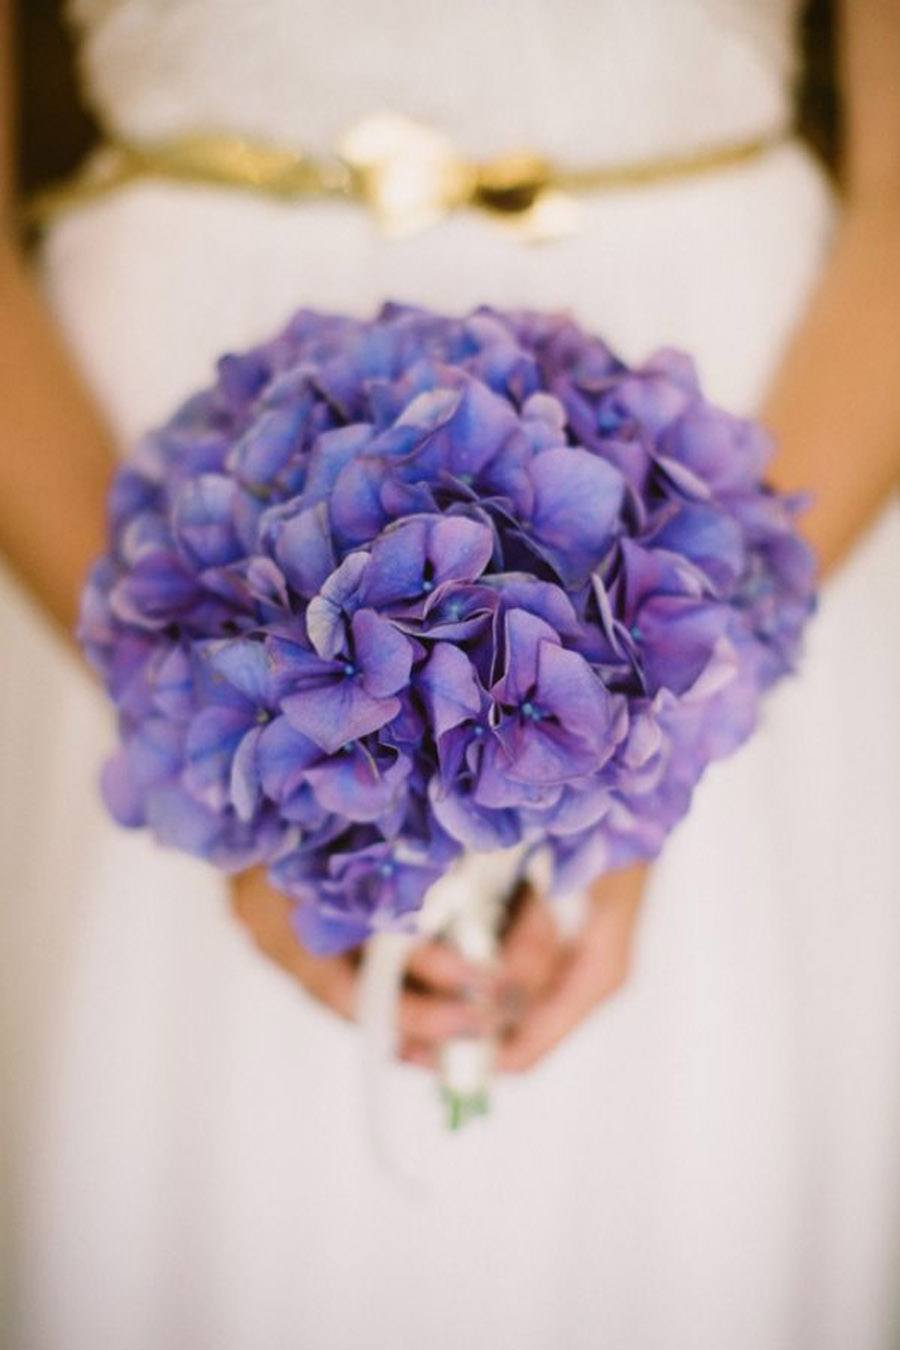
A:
358;845;531;1137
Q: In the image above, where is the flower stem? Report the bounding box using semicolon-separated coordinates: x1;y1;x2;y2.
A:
442;1085;491;1131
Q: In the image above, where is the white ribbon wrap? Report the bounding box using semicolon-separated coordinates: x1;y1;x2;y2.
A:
357;844;530;1146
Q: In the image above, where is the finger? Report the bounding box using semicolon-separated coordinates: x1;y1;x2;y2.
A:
497;870;645;1073
398;1038;438;1070
395;989;489;1043
495;885;563;997
494;951;604;1073
405;940;484;996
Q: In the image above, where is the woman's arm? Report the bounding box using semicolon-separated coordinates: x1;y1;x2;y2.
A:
763;0;900;572
0;0;116;640
0;238;117;636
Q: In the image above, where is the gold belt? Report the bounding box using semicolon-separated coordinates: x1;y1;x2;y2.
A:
24;111;792;242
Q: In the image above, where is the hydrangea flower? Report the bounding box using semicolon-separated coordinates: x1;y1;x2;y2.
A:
80;303;816;953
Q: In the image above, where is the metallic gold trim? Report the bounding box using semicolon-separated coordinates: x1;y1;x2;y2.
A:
23;112;792;242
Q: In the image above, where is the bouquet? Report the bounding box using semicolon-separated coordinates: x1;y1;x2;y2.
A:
79;303;815;1122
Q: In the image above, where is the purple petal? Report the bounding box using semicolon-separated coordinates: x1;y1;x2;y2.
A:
494;718;601;786
306;552;368;659
100;749;146;827
245;556;292;610
265;636;331;692
273;501;335;599
171;474;241;567
201;638;271;706
429;516;494;585
358;519;428;608
494;608;559;704
637;596;730;695
302;423;375;503
540;782;611;836
330;457;390;547
651;503;746;594
529;446;625;587
281;679;400;753
483;574;579;636
474;735;565;807
230;724;264;822
100;717;183;826
146;782;224;858
149;645;194;719
418;643;482;738
535;641;616;749
289;898;374;956
445;381;518;477
660;406;772;494
257;714;322;800
304;748;411;822
654;454;712;501
119;511;172;564
146;782;275;871
396;387;461;434
228;406;305;486
427;776;521;850
352;609;413;698
603;363;694;436
110;552;200;628
620;709;664;770
618;538;706;619
184;704;251;808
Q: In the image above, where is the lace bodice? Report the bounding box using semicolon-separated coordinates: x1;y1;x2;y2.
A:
67;0;802;164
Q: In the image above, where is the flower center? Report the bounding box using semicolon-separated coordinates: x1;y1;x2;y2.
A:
342;662;357;677
521;700;544;721
378;860;395;878
597;407;622;432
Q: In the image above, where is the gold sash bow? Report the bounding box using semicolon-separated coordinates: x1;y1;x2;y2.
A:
25;111;791;242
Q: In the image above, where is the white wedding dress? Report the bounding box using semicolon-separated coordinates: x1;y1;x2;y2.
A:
3;2;900;1347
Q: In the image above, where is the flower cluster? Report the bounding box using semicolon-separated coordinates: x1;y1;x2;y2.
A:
80;303;816;952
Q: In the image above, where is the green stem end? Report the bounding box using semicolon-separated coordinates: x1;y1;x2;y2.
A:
442;1087;491;1131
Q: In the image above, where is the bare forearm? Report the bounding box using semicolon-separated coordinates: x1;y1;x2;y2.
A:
761;196;900;575
0;235;116;637
763;0;900;577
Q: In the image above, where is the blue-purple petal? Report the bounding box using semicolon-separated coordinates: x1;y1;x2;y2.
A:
281;679;400;753
352;609;413;698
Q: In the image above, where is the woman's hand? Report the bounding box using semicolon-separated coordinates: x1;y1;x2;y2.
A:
230;860;648;1071
230;867;496;1048
491;862;647;1071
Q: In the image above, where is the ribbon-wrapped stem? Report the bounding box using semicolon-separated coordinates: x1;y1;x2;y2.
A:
422;846;531;1126
359;845;529;1136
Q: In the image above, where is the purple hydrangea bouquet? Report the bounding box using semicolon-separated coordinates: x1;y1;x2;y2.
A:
80;303;815;1121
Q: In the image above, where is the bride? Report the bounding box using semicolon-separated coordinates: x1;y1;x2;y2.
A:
2;2;899;1347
